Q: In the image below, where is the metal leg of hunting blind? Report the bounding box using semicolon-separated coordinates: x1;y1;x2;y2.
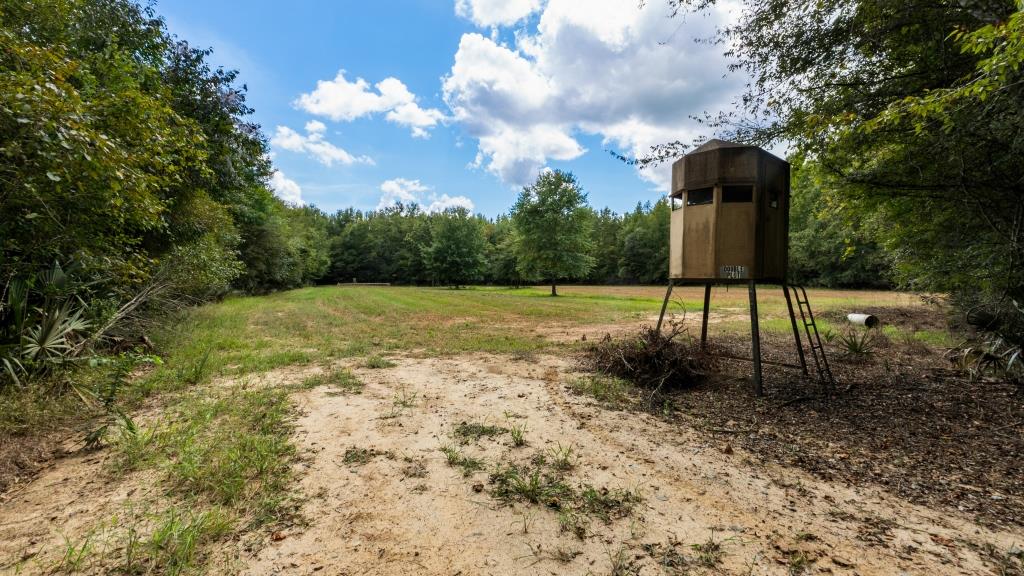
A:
700;283;712;349
655;279;673;334
748;281;763;396
782;283;809;375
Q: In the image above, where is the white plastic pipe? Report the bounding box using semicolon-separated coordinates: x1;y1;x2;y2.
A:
847;313;879;328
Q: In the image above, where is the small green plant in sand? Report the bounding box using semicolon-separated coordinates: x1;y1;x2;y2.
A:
568;374;632;407
343;446;393;466
454;421;506;444
505;413;528;447
301;368;363;393
547;443;577;471
440;443;485;476
363;355;397;369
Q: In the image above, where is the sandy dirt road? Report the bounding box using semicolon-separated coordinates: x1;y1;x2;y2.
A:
237;353;1020;575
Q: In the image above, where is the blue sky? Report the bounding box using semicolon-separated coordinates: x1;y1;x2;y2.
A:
158;0;742;217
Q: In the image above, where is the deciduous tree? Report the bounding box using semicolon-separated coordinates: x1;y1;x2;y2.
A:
510;171;595;296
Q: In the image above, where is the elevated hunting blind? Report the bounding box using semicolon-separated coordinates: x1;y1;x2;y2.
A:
656;139;834;395
668;139;789;281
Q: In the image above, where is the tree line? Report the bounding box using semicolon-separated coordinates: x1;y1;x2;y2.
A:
320;176;674;290
313;166;888;292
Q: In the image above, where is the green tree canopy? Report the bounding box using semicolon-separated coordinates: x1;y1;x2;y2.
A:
1;0;337;380
484;216;525;287
422;208;486;288
618;200;670;284
510;170;595;296
788;160;892;289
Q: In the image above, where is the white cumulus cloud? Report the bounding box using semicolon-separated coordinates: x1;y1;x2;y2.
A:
426;193;475;213
378;178;430;209
377;178;474;213
295;70;446;138
270;124;374;167
269;170;304;206
455;0;542;28
442;0;744;189
305;120;327;134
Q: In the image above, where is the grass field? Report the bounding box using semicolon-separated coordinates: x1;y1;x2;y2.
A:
151;284;926;380
5;284;985;576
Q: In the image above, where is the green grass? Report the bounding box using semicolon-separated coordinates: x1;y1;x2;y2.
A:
54;504;235;575
508;420;528;447
121;385;297;520
144;507;233;574
62;341;302;573
691;535;726;568
138;286;699;377
547;443;577;471
577;484;643;523
488;463;642;523
882;325;956;348
342;446;393;465
0;285;924;438
57;532;95;572
489;464;574;505
382;385;419;419
568;374;633;407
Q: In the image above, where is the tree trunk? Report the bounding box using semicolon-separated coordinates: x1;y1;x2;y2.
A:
551;280;557;297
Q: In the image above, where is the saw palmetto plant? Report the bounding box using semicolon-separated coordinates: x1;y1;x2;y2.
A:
1;262;91;386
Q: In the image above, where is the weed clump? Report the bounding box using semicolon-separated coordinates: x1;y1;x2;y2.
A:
488;461;642;527
454;421;506;444
505;413;528;447
568;374;632;407
440;444;485;476
577;484;642;522
301;368;363;393
490;464;573;506
583;322;715;391
363;355;396;369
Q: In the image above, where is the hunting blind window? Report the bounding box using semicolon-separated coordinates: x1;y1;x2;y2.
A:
686;187;714;206
722;185;754;203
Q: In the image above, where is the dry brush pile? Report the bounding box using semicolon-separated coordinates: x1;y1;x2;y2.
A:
582;321;717;394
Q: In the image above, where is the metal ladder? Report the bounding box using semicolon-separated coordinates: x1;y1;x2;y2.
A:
789;285;835;390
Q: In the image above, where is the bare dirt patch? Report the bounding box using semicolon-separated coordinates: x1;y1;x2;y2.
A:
0;433;67;496
818;304;951;334
0;445;164;573
237;354;1019;575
